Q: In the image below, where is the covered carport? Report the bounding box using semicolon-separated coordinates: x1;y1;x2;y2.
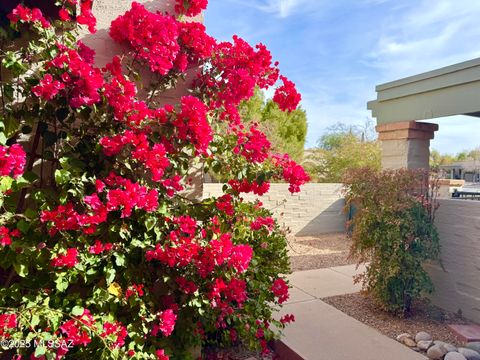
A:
368;58;480;325
368;57;480;170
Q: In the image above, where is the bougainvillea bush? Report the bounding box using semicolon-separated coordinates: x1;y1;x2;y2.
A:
343;168;439;317
0;1;309;359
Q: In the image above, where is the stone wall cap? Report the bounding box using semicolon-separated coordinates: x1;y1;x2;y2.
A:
376;121;439;133
437;179;465;186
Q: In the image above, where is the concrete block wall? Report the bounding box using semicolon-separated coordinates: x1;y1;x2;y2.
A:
426;199;480;323
203;183;346;235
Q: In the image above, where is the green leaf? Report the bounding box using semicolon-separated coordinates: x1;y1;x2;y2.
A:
0;176;13;193
31;314;40;328
13;262;29;277
23;171;39;183
158;203;168;215
24;208;37;219
144;217;156;231
105;266;116;285
0;132;6;145
3;116;19;138
16;219;30;234
34;346;46;357
14;175;31;188
114;253;126;267
54;169;70;185
71;306;84;316
55;275;68;292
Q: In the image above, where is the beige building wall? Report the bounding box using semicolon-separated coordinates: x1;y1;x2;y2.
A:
426;199;480;323
203;183;346;235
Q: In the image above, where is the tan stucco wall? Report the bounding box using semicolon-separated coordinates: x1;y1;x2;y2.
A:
203;183;346;235
426;199;480;323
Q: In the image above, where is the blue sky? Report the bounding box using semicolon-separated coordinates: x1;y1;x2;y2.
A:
205;0;480;154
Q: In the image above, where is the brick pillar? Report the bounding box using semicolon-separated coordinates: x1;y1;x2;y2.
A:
376;121;439;170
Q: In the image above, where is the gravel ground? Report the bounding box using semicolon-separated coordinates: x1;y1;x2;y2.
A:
322;292;470;347
287;233;355;271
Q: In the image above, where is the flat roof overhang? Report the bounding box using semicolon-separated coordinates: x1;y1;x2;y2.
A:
368;57;480;125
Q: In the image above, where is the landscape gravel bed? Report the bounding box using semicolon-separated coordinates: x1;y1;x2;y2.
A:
288;232;355;271
322;292;470;348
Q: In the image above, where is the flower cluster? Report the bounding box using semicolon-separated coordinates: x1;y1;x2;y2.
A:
7;5;50;28
228;179;270;196
32;74;65;100
47;45;104;108
101;321;128;348
125;284;144;299
41;175;159;235
100;130;170;182
153;309;177;337
175;0;208;17
0;227;21;246
89;240;113;255
272;154;311;193
60;313;93;347
273;75;302;112
171;96;212;155
271;278;290;304
156;349;170;360
250;216;275;231
206;36;279;110
110;2;180;75
77;0;97;33
0;144;26;179
0;313;17;337
178;22;216;62
234;126;271;163
51;248;79;268
280;314;295;324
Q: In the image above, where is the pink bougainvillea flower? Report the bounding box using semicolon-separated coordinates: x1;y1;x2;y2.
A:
125;284;144;299
0;226;21;246
110;2;179;75
0;144;26;179
51;248;79;268
273;75;302;112
175;0;208;17
100;321;128;348
271;278;289;304
152;309;177;337
32;74;65;100
156;349;170;360
76;0;96;33
250;216;275;231
280;314;295;324
7;5;50;28
271;153;310;193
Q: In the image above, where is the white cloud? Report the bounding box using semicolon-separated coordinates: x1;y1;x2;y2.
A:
226;0;316;18
366;0;480;80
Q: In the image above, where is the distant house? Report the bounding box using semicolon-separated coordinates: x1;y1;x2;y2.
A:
440;160;480;182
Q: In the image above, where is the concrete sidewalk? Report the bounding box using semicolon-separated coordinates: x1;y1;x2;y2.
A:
274;265;427;360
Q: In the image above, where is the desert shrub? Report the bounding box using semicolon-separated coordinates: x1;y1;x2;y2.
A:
0;1;309;358
343;168;440;316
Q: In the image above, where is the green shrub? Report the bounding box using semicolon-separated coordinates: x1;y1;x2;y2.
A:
343;168;440;316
